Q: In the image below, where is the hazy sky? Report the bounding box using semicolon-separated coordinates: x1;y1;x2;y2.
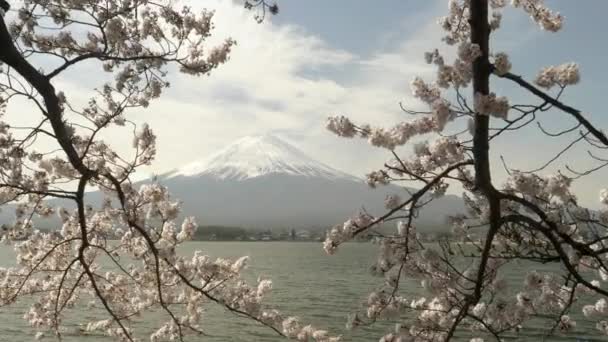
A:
7;0;608;207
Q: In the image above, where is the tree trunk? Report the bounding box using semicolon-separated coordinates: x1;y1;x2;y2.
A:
470;0;501;300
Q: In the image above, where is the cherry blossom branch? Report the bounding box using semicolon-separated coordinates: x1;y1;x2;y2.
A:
497;71;608;147
353;160;472;238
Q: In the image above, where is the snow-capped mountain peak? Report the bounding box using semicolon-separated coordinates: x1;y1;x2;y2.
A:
166;134;358;181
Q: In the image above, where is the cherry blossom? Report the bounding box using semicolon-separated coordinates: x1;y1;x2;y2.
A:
325;1;608;341
535;63;581;89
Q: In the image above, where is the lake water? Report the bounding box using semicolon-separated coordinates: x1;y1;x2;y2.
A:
0;242;604;341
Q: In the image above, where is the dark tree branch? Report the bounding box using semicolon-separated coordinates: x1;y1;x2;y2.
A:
498;71;608;147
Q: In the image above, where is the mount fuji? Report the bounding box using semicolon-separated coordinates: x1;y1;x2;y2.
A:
152;134;464;230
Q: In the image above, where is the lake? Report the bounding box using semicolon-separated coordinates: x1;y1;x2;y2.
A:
0;242;604;341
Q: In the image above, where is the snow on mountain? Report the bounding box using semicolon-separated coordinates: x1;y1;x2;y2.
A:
166;134;357;181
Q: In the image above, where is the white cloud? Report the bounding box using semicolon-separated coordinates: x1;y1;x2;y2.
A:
107;0;444;178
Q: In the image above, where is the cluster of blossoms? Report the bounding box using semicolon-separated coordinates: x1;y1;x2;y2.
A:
492;52;512;75
365;170;391;188
424;43;477;90
10;0;234;77
359;137;465;193
439;0;472;45
327;113;440;151
326;116;357;138
407;138;465;173
535;62;581;89
457;42;483;64
282;317;342;342
351;66;484;143
440;0;504;45
488;0;507;26
517;272;575;315
132;124;157;165
504;172;574;203
582;298;608;319
474;92;510;119
367;117;439;150
600;189;608;205
323;213;375;255
511;0;564;31
513;269;608;337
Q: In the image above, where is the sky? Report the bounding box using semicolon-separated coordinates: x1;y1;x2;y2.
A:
6;0;608;208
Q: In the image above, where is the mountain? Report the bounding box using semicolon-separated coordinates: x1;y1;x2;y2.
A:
164;134;357;181
153;134;464;231
0;134;464;232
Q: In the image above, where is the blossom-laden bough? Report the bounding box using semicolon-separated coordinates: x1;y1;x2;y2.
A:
0;0;339;341
326;1;608;341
